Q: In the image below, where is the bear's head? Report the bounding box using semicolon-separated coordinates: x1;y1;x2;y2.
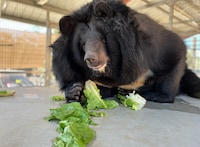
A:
58;0;137;81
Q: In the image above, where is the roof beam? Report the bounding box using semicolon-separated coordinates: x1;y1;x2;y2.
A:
36;0;48;5
177;18;200;24
137;0;166;10
2;14;59;28
1;13;45;26
140;0;200;33
177;30;199;38
183;0;200;28
136;0;183;10
11;0;69;15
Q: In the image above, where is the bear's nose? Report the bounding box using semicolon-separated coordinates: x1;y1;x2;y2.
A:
85;57;97;66
85;58;96;64
84;53;98;67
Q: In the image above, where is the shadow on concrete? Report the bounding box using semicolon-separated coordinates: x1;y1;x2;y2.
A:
145;98;200;114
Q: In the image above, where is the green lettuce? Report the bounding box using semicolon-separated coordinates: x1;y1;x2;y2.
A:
47;102;95;147
51;95;65;101
83;80;118;110
46;102;93;124
0;90;15;97
117;91;146;110
47;80;119;147
48;81;146;147
54;121;95;147
87;111;106;117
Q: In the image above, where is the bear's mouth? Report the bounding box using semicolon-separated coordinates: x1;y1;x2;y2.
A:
88;63;107;73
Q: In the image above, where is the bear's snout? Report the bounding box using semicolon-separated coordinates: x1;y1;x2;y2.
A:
84;52;98;67
84;50;108;73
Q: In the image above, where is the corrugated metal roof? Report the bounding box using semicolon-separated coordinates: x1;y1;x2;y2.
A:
1;0;200;37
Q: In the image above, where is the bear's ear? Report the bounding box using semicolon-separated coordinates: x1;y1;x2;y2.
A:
93;0;113;17
59;16;77;36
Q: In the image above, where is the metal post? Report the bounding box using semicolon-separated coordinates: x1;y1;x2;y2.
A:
168;0;174;30
0;0;2;17
192;37;197;69
45;10;52;86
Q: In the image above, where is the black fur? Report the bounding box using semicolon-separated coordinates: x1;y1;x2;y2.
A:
51;0;200;103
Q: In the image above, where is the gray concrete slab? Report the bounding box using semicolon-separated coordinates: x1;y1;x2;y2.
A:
0;87;200;147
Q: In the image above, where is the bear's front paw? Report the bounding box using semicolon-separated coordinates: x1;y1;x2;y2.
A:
65;82;84;103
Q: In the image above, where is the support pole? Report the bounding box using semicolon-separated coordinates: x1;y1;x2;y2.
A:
168;0;174;30
192;37;197;69
0;0;2;17
45;10;52;86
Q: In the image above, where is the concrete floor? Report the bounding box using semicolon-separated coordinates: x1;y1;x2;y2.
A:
0;87;200;147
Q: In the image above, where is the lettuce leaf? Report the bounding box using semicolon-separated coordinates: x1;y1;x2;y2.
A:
46;102;93;125
83;80;118;110
0;90;15;97
87;111;106;117
51;95;65;101
117;91;146;110
54;121;95;147
47;102;95;147
47;80;119;147
49;81;150;147
83;80;107;109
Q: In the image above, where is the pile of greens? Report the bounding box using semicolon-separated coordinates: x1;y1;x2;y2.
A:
47;80;146;147
0;90;15;97
46;103;95;147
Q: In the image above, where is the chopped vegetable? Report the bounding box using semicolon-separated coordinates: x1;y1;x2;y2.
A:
83;80;107;109
51;95;65;101
47;81;146;147
47;102;96;147
47;81;119;147
54;121;95;147
117;91;146;110
0;90;15;97
87;111;106;117
46;102;93;124
83;80;118;110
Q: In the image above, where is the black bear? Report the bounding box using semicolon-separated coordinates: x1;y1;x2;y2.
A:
51;0;200;103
